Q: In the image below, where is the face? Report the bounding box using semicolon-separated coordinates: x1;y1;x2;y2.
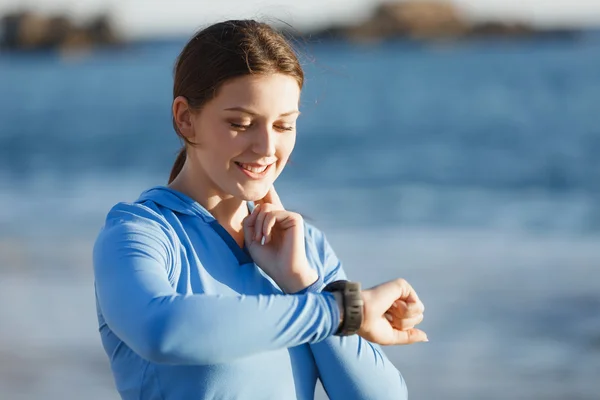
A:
176;73;300;201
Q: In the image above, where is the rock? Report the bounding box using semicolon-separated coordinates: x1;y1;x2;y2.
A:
304;0;582;43
358;1;467;40
0;11;122;52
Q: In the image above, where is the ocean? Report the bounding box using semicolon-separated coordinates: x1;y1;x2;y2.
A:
1;31;599;399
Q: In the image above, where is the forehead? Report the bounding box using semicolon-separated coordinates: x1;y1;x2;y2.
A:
211;73;301;113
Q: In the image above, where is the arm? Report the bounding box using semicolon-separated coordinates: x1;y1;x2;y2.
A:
306;230;408;400
93;216;340;366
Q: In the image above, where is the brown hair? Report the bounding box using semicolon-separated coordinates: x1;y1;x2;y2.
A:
168;19;305;183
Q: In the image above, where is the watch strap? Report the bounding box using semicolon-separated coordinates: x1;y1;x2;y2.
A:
323;280;363;336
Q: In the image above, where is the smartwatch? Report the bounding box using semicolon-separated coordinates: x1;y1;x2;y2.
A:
323;280;364;336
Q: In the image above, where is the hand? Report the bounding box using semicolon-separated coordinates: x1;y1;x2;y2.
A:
254;183;284;209
358;278;427;346
243;187;318;293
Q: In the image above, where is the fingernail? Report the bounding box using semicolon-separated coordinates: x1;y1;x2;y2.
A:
261;236;266;245
424;336;429;342
385;314;393;322
392;301;399;308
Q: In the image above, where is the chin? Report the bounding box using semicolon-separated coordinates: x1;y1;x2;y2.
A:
232;184;271;202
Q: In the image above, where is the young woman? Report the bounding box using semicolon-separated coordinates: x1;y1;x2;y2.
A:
92;19;427;400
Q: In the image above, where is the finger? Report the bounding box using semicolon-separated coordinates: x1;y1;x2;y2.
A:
402;282;420;305
370;279;416;312
404;288;421;309
262;212;277;244
391;328;428;345
276;211;302;231
257;186;284;209
243;215;255;245
408;300;425;315
243;205;262;243
244;204;260;230
389;280;423;312
267;187;284;209
386;312;424;331
392;299;425;317
254;204;272;241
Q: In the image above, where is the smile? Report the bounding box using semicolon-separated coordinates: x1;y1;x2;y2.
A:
234;162;274;178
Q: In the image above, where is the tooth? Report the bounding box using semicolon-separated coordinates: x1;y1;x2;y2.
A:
241;163;267;173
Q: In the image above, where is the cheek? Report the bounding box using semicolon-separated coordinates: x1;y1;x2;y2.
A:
278;134;296;159
198;127;240;161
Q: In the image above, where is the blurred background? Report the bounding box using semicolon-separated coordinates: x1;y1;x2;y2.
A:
1;0;599;399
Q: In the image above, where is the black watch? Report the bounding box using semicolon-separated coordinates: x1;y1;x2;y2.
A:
323;280;364;336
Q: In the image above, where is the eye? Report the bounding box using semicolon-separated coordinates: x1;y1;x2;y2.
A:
274;124;295;132
230;122;251;130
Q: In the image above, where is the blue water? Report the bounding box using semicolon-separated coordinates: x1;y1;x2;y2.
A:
1;33;599;399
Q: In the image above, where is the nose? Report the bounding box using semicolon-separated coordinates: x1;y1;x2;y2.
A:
252;124;276;157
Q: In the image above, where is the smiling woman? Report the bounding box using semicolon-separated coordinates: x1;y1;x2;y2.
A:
92;19;427;400
169;73;300;204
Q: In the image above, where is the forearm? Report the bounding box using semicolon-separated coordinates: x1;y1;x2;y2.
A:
306;279;407;399
98;289;340;365
310;337;407;400
301;225;411;398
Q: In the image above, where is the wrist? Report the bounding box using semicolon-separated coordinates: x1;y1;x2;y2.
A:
323;280;364;336
278;268;319;294
332;291;344;331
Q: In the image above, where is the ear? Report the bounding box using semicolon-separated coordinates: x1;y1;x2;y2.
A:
172;96;195;140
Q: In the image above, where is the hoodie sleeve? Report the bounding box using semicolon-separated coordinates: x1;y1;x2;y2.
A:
307;229;408;400
92;207;340;366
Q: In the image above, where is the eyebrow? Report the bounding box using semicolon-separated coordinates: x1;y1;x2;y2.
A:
224;107;301;117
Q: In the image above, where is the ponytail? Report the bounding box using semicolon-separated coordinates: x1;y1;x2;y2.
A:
168;147;186;184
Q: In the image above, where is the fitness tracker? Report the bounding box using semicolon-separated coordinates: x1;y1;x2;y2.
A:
323;280;364;336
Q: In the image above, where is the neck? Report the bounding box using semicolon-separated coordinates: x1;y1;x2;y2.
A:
168;162;248;231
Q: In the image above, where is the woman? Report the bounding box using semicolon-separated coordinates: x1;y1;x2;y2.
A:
93;19;427;400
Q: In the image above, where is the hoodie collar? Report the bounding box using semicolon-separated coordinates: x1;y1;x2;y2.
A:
137;185;256;221
136;186;255;264
138;186;213;221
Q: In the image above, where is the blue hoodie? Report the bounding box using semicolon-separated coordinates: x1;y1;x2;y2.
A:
93;186;408;399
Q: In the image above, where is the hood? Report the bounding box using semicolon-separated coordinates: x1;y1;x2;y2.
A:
136;185;255;223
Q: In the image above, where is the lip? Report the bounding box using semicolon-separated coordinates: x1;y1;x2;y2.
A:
234;161;274;179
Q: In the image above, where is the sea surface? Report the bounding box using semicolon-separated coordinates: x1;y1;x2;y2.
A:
1;31;599;399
